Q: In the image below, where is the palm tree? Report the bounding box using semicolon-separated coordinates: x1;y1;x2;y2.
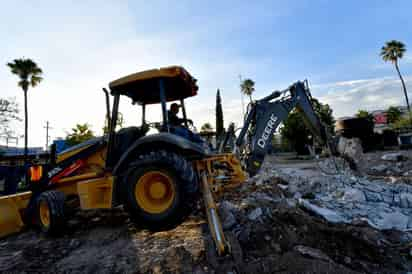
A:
240;79;255;102
381;40;409;113
386;106;402;124
7;58;43;160
66;123;95;146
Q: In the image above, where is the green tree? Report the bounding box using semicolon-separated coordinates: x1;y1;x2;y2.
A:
7;58;43;160
240;79;255;102
201;122;213;132
280;99;335;154
381;40;409;113
392;116;412;130
356;109;375;124
216;89;224;137
281;112;309;154
386;106;402;124
313;99;335;134
66;123;95;146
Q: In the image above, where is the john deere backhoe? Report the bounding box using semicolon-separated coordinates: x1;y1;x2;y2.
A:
0;66;338;265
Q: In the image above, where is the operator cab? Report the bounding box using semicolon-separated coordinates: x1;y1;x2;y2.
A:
106;66;206;166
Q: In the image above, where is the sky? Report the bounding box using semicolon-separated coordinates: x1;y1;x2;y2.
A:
1;0;412;148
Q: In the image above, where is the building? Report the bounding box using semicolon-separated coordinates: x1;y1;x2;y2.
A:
0;145;44;156
369;106;408;134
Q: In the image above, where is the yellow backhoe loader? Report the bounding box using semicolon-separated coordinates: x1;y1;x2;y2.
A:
0;66;339;267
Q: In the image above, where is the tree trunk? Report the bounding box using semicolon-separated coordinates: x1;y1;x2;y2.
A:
249;94;253;103
395;61;411;114
23;88;28;164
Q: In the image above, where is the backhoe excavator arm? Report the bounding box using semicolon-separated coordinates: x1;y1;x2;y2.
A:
236;81;337;175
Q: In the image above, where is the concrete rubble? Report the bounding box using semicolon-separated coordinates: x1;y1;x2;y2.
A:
294;245;333;262
337;137;363;165
273;158;412;231
382;152;407;162
217;150;412;273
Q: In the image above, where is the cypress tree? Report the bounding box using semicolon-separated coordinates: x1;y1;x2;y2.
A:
216;89;224;137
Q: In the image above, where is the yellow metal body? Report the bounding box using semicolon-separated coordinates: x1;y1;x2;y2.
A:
56;142;105;164
0;192;31;237
77;176;114;209
0;142;111;238
53;143;113;209
134;171;176;214
0;174;114;238
195;153;247;193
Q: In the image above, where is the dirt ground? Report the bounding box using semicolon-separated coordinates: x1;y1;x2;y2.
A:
1;152;411;273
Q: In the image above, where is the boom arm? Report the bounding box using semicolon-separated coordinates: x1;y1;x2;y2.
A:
236;81;335;175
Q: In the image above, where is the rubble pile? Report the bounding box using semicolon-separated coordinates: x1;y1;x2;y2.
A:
217;152;412;273
275;160;412;231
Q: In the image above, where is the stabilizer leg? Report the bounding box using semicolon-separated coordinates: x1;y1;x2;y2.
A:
201;172;244;273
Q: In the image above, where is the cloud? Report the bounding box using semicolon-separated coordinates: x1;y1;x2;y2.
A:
313;76;412;118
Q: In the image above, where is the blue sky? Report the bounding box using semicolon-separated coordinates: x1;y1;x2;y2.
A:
1;0;412;147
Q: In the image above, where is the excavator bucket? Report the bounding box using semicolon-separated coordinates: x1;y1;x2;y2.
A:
0;192;31;238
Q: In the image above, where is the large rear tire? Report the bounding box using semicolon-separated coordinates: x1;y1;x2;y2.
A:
123;151;198;230
35;190;66;235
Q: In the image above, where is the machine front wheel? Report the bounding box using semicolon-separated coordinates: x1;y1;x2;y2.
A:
35;190;66;234
124;151;198;230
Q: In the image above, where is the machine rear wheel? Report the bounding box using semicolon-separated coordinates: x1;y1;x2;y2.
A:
124;151;198;230
35;190;65;234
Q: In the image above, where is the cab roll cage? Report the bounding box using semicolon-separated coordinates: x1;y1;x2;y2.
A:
104;78;189;169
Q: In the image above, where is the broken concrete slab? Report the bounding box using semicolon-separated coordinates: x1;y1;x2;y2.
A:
294;245;333;262
364;191;383;203
374;211;409;230
381;152;406;162
372;164;388;173
400;193;412;208
342;188;366;202
337;137;363;164
299;199;347;223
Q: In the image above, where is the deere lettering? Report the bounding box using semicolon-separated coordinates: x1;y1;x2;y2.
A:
257;114;278;149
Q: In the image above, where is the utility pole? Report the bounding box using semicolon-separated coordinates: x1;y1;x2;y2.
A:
44;121;53;150
239;74;245;121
